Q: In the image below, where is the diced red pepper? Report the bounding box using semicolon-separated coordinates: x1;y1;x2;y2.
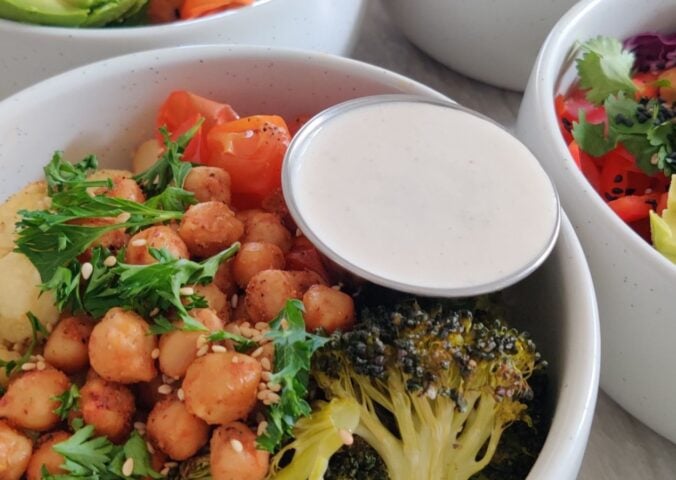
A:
608;193;661;222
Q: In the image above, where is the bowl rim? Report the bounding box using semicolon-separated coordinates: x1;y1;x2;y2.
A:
529;0;676;280
0;43;600;478
0;0;272;35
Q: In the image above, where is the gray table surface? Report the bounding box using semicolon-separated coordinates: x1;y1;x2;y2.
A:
353;1;676;479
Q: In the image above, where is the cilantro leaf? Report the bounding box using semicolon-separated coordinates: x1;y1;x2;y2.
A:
257;299;329;452
572;110;614;157
109;431;162;479
53;384;81;421
0;312;46;377
576;36;637;104
207;329;258;352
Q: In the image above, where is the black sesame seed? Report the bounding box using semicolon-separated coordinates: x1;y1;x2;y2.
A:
611;187;624;195
614;174;623;183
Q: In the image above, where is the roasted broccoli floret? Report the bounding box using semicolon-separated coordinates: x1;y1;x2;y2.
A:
270;298;546;480
324;436;390;480
169;453;211;479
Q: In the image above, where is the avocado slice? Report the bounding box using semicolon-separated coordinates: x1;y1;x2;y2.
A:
0;0;147;27
650;175;676;263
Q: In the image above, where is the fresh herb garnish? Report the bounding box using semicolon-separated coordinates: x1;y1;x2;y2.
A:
257;299;329;452
43;152;110;195
53;384;81;421
0;312;46;377
576;36;637;104
207;330;258;352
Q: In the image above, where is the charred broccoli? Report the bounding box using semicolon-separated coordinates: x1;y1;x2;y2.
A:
270;298;546;480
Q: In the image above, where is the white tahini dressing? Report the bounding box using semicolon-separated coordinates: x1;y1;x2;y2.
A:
285;99;559;294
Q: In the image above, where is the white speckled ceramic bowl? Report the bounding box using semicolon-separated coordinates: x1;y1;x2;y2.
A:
517;0;676;442
383;0;578;91
0;0;365;99
0;45;599;478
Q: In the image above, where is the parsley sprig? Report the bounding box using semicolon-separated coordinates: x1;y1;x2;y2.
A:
0;312;47;377
257;300;329;452
53;384;81;421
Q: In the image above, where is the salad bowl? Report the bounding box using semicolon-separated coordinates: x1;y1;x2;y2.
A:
517;0;676;441
0;45;598;478
0;0;365;99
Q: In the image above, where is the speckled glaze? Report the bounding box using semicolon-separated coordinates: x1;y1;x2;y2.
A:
383;0;578;91
517;0;676;442
0;45;598;479
0;0;365;99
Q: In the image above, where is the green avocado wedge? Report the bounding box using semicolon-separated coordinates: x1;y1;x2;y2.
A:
650;175;676;263
0;0;147;27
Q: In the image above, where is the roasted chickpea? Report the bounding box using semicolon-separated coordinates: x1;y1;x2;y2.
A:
245;270;300;323
159;309;224;379
125;226;189;265
184;166;232;204
232;242;286;289
0;420;31;480
26;431;69;479
213;261;237;297
193;284;229;321
132;139;162;174
303;285;355;333
105;177;145;203
73;216;128;255
134;375;166;410
89;307;157;383
235;209;265;224
80;374;135;443
210;422;269;480
43;315;93;373
147;397;209;460
0;368;69;431
287;270;327;294
242;212;292;253
183;352;261;425
178;202;244;258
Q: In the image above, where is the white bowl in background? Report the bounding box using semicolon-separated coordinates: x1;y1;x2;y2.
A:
517;0;676;442
383;0;578;91
0;0;366;99
0;45;599;478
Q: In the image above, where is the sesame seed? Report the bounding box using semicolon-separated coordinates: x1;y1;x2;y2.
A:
251;347;264;358
255;322;269;331
21;362;36;371
257;421;268;436
196;345;209;357
179;286;194;296
265;392;280;404
35;354;45;362
331;284;342;290
230;294;239;308
339;428;354;446
149;307;160;317
232;356;240;364
157;384;172;395
134;422;146;432
261;371;272;381
151;348;160;359
241;321;251;329
177;388;185;401
260;358;271;371
267;382;281;392
122;457;134;476
160;467;170;476
118;212;131;223
196;335;208;348
81;262;93;280
36;361;46;371
426;386;438;400
258;382;267;391
146;442;155;454
131;238;147;247
212;345;227;353
295;228;302;237
280;319;289;330
103;256;117;267
164;462;178;468
230;439;244;453
257;390;269;400
645;188;653;194
46;323;54;333
162;374;175;384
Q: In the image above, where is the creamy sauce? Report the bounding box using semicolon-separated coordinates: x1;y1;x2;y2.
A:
286;99;558;294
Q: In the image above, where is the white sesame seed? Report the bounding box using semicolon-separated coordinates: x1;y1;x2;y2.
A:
426;386;438;400
157;384;172;395
131;238;147;247
146;442;155;454
35;354;45;362
338;428;354;446
241;321;251;329
267;382;281;392
118;212;131;223
255;322;269;331
134;422;146;432
645;188;653;194
295;228;302;237
80;262;93;280
260;358;271;371
257;390;269;401
21;362;36;371
265;392;280;404
149;307;160;317
164;462;178;468
230;439;244;453
179;286;194;296
162;374;175;384
177;388;185;401
251;347;264;358
151;348;160;359
280;319;289;330
258;382;267;391
331;284;342;290
230;294;239;309
196;335;208;349
651;154;659;165
160;467;170;476
36;361;46;371
261;371;272;381
211;345;227;353
196;345;209;357
103;256;118;267
122;457;134;476
257;421;268;436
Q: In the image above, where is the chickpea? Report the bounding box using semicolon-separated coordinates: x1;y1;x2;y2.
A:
159;309;224;379
210;422;269;480
26;431;69;479
184;166;232;205
89;307;157;383
0;368;69;431
134;375;166;410
105;177;145;203
232;242;286;289
213;261;237;297
43;315;93;373
147;397;209;460
193;284;230;321
132;139;163;174
287;270;327;294
0;421;31;480
73;216;128;255
183;352;261;425
235;209;265;224
245;270;300;323
178;202;244;258
125;226;189;265
303;285;355;333
80;374;135;443
242;212;292;253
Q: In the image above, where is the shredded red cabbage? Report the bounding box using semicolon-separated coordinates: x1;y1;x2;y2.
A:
624;32;676;73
